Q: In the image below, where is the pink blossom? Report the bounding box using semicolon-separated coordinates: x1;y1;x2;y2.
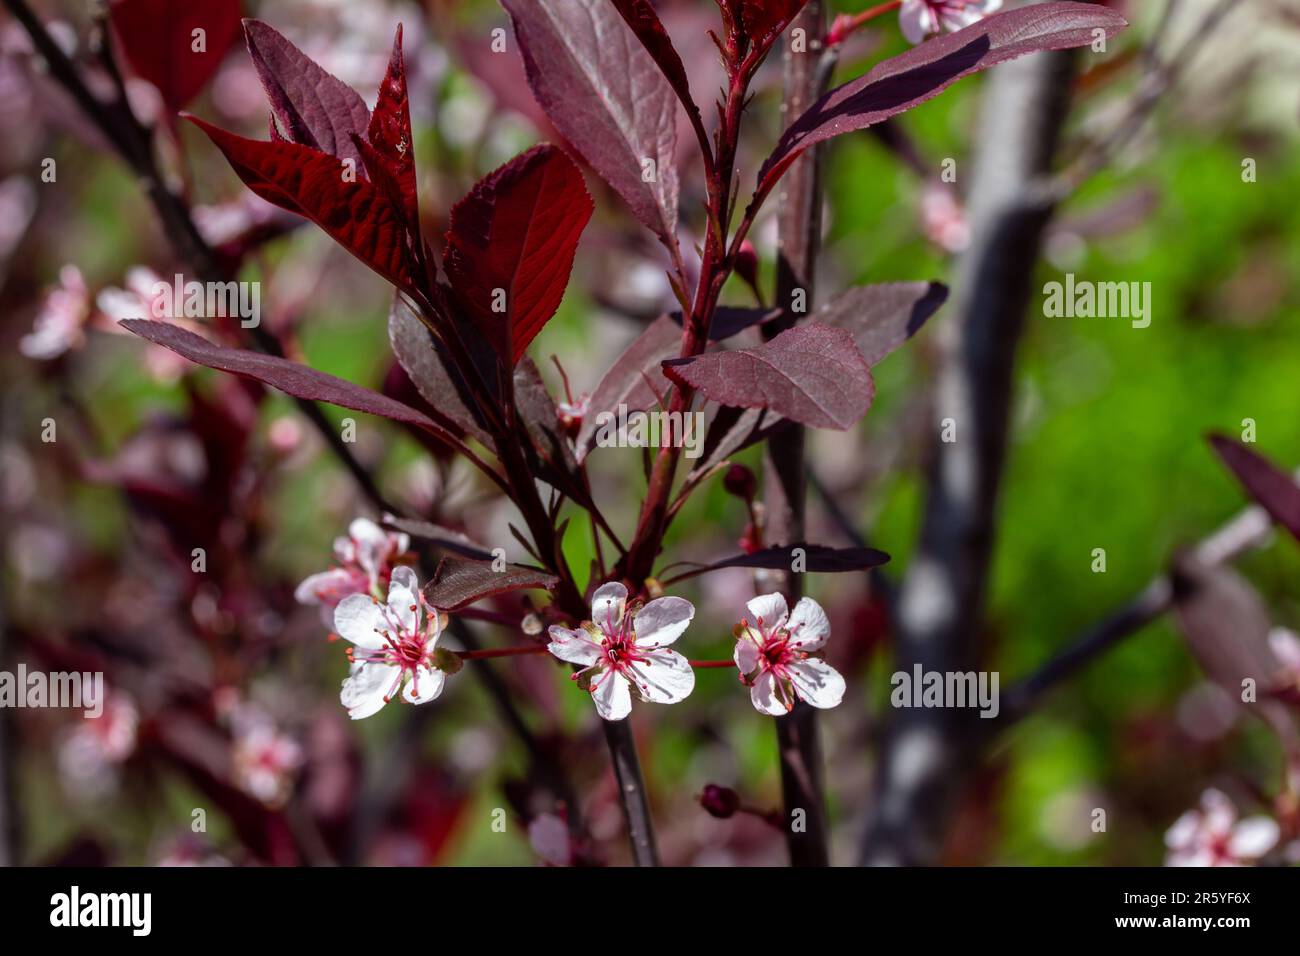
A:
296;517;411;625
1164;789;1279;867
232;717;303;808
1269;627;1300;688
58;692;139;798
20;265;90;360
734;593;845;715
547;582;696;721
920;182;970;253
899;0;1002;45
334;566;450;719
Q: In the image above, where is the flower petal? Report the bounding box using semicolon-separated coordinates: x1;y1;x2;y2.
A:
591;581;628;634
592;670;632;720
333;594;388;648
341;663;399;719
786;596;831;650
547;626;603;666
734;633;761;675
294;567;365;607
750;670;791;716
628;649;695;704
787;658;846;709
746;592;789;632
1228;817;1279;859
633;596;694;647
402;665;446;705
898;0;935;44
386;577;419;635
390;564;419;595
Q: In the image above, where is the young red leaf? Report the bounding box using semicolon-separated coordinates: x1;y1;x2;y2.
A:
1209;435;1300;543
186;115;413;293
607;0;705;143
119;319;459;442
757;3;1127;192
109;0;243;111
815;281;948;366
423;557;559;611
732;0;809;46
443;144;593;367
575;315;680;461
663;323;874;430
243;19;370;169
360;26;419;231
502;0;681;249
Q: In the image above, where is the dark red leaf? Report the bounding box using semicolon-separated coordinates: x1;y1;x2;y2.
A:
663;323;874;430
815;281;947;366
758;3;1127;192
186;115;414;293
608;0;705;145
388;296;495;448
381;517;495;562
733;0;808;46
1209;435;1300;543
119;319;459;442
109;0;243;111
243;19;370;168
361;26;419;231
575;315;679;461
443;144;593;366
423;556;559;611
503;0;680;247
665;543;890;583
686;405;788;482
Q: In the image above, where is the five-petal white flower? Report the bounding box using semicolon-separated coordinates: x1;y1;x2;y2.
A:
333;566;447;719
1164;788;1279;867
295;517;410;624
733;593;845;715
899;0;1002;45
547;582;696;721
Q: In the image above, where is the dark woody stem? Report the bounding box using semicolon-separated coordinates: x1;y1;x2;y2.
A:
761;3;833;868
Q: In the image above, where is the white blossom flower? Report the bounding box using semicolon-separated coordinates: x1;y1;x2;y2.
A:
1269;627;1300;689
734;593;845;715
232;718;303;808
295;517;410;625
20;265;89;360
1164;789;1279;867
334;566;449;719
547;582;695;721
899;0;1002;45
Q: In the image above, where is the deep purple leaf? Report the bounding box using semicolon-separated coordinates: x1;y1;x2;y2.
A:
758;3;1127;191
423;556;559;611
502;0;681;247
1209;434;1300;543
815;281;947;366
381;517;494;561
608;0;704;140
575;315;679;461
666;543;890;583
119;320;459;441
663;323;874;430
388;296;495;449
686;405;788;482
244;19;370;169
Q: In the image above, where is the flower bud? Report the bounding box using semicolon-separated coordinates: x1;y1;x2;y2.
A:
734;240;759;290
723;463;756;501
700;784;741;819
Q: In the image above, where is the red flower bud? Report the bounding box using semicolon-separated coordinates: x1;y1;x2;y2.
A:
734;239;759;290
724;463;757;501
700;784;741;819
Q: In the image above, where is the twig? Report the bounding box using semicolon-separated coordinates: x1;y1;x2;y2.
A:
759;1;832;868
599;718;659;866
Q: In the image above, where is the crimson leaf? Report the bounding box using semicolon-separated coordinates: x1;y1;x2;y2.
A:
732;0;808;47
423;556;559;611
243;19;370;169
109;0;243;111
443;144;593;367
758;3;1127;192
119;320;459;442
1209;434;1300;543
663;323;874;430
503;0;681;248
816;281;947;366
186;116;414;293
360;26;419;231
